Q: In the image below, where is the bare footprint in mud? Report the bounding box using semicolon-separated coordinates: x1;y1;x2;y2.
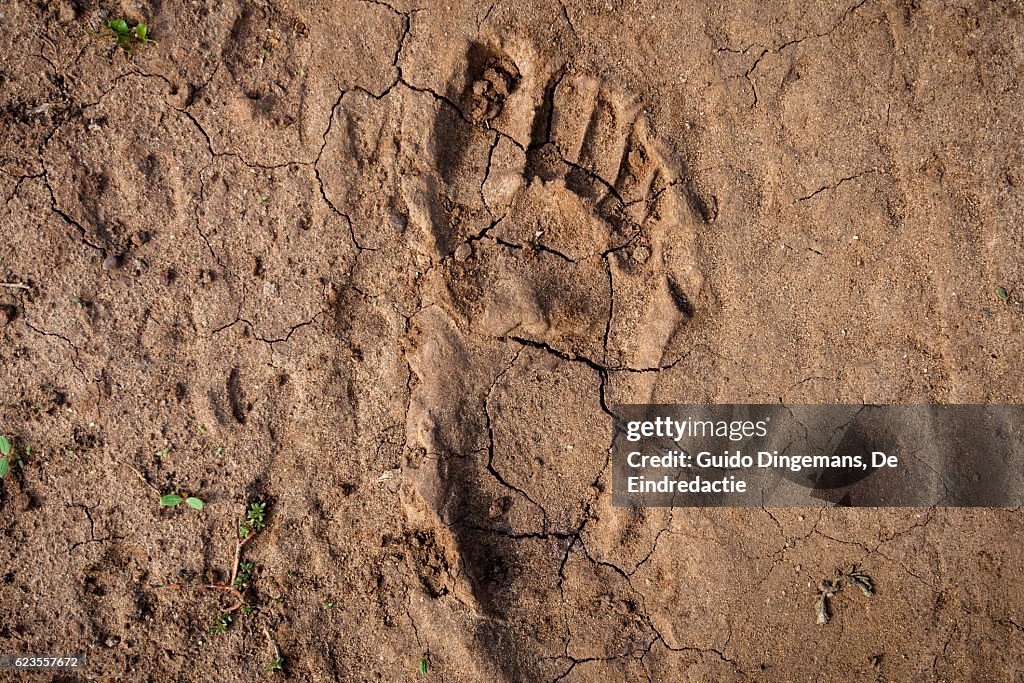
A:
400;37;705;679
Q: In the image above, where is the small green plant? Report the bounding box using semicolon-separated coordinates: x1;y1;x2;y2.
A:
240;502;267;539
996;286;1009;302
210;612;232;635
257;195;269;205
233;562;255;590
419;657;429;675
0;436;18;479
0;436;26;478
322;600;334;610
159;492;206;510
89;18;156;54
266;657;284;673
207;501;269;618
0;436;11;478
159;501;269;639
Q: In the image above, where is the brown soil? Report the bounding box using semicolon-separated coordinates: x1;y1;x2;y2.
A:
1;0;1023;681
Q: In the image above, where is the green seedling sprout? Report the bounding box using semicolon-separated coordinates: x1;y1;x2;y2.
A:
0;436;27;478
210;612;232;635
0;436;11;478
233;562;255;591
159;492;205;510
88;18;156;54
240;501;267;539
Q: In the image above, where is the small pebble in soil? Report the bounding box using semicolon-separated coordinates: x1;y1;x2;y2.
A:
389;212;408;232
102;254;122;270
159;269;174;287
454;243;472;262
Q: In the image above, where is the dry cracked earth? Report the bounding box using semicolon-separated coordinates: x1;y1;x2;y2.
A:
1;0;1024;681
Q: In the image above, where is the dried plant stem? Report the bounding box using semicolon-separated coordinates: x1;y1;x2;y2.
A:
263;625;282;661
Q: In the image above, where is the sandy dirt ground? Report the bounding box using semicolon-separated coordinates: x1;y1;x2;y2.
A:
1;0;1023;680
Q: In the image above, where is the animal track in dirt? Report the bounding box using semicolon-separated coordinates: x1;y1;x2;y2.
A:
401;38;706;677
205;366;249;426
409;40;704;371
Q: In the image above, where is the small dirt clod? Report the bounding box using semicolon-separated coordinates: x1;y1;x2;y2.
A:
103;254;123;270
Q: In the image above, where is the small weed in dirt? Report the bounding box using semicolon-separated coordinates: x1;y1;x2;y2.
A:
209;612;232;635
815;564;875;625
206;501;269;614
257;195;270;205
0;436;27;479
263;626;285;674
996;286;1009;302
88;18;156;54
159;492;205;510
419;657;429;675
157;500;269;633
233;562;255;590
240;501;267;539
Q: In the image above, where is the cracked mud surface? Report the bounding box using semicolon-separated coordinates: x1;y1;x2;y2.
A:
1;0;1023;681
